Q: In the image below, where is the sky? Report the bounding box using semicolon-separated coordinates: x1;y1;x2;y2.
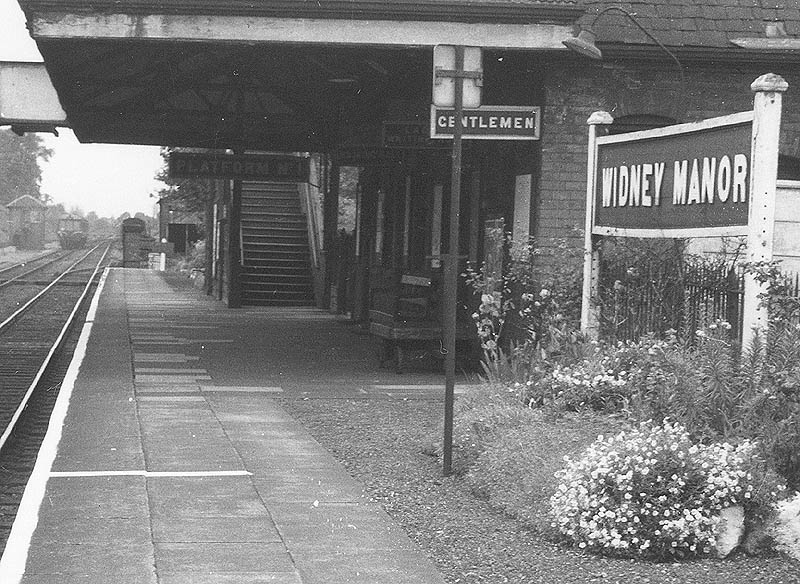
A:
0;0;166;218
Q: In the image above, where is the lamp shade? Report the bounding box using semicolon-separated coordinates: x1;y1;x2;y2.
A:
562;29;603;60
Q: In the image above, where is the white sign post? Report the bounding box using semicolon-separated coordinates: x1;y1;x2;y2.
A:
581;111;613;340
741;73;788;346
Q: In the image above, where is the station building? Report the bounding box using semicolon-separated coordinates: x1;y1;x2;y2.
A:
8;0;800;338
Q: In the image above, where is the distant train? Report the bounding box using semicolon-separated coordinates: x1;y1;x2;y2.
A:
57;214;89;249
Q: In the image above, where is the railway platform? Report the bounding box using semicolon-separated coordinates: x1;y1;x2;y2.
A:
0;268;463;583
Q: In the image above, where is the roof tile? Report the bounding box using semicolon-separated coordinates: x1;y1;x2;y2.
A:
580;0;800;49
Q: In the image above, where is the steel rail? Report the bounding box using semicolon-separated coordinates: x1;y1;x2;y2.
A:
0;242;111;452
0;249;64;280
0;243;106;332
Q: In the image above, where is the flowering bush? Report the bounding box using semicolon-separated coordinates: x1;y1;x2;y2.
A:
528;348;629;412
463;232;583;382
550;420;785;559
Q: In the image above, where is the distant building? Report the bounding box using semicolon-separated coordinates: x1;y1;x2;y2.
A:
158;197;204;255
6;195;46;249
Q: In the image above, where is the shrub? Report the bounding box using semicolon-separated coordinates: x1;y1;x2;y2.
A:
526;345;630;412
463;232;584;385
528;332;706;425
177;240;205;271
529;321;800;491
549;420;785;560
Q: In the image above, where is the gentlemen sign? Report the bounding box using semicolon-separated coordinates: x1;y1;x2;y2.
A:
169;153;309;181
430;105;541;140
593;112;753;236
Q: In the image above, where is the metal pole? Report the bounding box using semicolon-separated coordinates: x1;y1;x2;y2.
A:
442;46;464;477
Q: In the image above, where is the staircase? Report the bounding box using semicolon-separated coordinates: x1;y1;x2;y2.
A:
239;181;315;306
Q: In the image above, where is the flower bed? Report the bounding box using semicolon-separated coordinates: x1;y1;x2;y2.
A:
550;420;783;559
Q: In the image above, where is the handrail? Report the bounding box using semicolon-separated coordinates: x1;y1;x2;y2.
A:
239;222;245;266
300;182;321;268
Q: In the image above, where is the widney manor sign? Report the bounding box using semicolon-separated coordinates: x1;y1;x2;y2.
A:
582;74;789;349
594;112;753;237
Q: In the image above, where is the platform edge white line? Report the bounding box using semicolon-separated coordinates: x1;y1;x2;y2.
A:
49;470;251;477
0;268;110;584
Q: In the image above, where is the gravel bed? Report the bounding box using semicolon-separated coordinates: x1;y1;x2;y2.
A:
278;396;800;584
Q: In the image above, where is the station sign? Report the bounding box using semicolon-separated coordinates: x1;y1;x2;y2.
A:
168;152;309;181
430;105;541;140
593;112;753;237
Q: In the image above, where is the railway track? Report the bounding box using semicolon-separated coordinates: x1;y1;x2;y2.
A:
0;241;116;552
0;249;65;283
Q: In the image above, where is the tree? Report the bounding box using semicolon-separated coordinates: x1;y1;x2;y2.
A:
156;147;215;213
0;129;53;204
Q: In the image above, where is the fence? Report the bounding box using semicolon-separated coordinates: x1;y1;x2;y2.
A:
596;260;792;344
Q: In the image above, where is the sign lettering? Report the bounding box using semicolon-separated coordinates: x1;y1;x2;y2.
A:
430;105;541;140
168;153;309;181
594;115;753;235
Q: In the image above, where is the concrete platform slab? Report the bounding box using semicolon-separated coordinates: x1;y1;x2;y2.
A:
23;542;155;577
147;476;268;517
253;469;365;504
1;269;450;584
154;542;294;573
267;501;419;551
35;476;149;518
157;572;302;584
21;574;155;584
152;515;282;543
30;516;152;545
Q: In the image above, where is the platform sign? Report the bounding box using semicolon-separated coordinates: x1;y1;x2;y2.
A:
593;112;753;237
168;153;309;181
430;105;541;140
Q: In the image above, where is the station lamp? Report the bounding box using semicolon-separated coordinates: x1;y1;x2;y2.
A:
563;6;686;116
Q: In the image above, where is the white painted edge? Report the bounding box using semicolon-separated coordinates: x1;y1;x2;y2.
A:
31;14;571;50
595;111;754;146
50;470;251;478
592;225;749;239
0;268;109;584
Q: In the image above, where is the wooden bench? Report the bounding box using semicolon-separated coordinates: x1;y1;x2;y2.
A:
369;274;472;373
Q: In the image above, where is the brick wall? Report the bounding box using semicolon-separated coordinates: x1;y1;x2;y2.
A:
535;62;800;254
